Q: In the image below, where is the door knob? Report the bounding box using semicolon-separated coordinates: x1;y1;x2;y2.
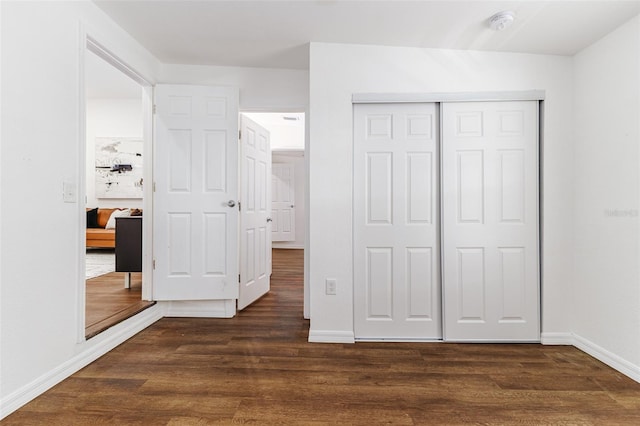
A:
290;204;294;208
266;217;273;222
227;200;236;208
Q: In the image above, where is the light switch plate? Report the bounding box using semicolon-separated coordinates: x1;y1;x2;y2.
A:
325;278;337;295
63;181;77;203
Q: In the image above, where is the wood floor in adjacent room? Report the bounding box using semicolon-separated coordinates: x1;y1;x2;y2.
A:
85;272;155;339
5;249;640;425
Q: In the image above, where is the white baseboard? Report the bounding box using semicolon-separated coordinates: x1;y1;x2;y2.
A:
272;244;304;249
541;332;573;345
164;299;236;318
572;333;640;383
308;330;355;343
0;305;164;420
357;338;443;343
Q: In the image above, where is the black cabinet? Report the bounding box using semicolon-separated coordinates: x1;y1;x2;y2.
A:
115;216;142;273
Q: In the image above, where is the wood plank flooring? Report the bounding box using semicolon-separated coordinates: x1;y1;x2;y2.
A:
5;249;640;425
85;272;155;339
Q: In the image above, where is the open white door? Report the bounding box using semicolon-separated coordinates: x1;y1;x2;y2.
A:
153;85;239;300
238;115;272;310
271;163;296;242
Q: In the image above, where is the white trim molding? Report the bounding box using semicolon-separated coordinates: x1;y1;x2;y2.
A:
164;300;236;318
86;36;152;87
542;332;640;383
0;305;164;420
573;333;640;384
540;332;574;345
78;26;155;339
272;244;305;249
352;90;546;104
308;330;355;344
356;338;443;343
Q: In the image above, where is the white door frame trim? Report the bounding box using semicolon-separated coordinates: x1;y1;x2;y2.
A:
77;27;154;343
352;91;545;104
86;37;152;88
350;93;544;342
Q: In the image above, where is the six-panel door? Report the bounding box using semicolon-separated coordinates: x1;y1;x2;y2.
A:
153;85;239;301
354;103;442;339
441;101;539;341
271;163;296;242
238;115;272;310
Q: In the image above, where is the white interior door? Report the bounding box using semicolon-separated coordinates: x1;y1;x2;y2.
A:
271;163;296;242
153;85;239;300
238;115;272;310
441;101;539;341
354;103;442;339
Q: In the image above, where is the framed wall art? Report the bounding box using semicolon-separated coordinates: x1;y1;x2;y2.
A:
95;137;143;198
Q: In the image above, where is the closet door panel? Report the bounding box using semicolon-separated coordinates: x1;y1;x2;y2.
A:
442;101;539;341
354;103;441;339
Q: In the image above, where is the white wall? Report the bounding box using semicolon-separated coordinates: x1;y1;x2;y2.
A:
159;63;309;111
308;42;575;342
269;125;305;150
0;0;160;415
572;15;640;376
272;153;306;249
243;112;305;150
86;98;143;209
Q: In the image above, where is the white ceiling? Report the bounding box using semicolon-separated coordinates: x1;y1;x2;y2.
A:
94;0;640;70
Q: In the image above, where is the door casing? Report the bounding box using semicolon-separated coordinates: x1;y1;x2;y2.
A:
78;34;154;342
352;91;545;342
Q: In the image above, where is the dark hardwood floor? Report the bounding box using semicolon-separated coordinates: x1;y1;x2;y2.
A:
5;249;640;424
85;272;155;339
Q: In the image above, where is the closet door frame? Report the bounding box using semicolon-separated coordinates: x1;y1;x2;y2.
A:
352;91;545;342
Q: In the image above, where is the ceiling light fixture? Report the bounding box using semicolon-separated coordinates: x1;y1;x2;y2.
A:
489;11;515;31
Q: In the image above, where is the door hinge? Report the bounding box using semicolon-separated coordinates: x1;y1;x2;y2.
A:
153;104;157;114
153;259;156;270
153;181;156;192
238;274;241;283
238;201;241;211
239;130;241;140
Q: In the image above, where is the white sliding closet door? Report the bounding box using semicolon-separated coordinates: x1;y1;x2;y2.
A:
441;101;539;341
354;103;441;340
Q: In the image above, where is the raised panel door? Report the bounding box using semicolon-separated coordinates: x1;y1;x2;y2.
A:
271;163;296;242
153;85;239;301
354;103;441;339
239;115;272;310
441;101;539;341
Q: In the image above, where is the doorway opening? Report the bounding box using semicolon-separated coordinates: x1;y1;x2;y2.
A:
81;38;154;339
241;112;306;315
